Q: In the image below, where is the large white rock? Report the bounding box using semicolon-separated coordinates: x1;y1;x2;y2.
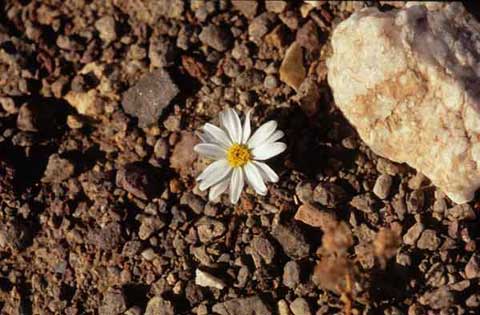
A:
328;3;480;204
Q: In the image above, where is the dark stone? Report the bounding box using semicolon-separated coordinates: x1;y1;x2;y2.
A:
296;20;321;52
236;69;265;90
180;192;205;214
122;69;179;127
185;281;205;306
89;222;123;251
252;236;276;264
0;221;32;251
0;158;15;197
17;102;54;132
199;24;233;52
271;222;310;259
116;163;160;200
313;182;349;208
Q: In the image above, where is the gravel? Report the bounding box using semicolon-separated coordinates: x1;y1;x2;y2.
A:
1;2;479;314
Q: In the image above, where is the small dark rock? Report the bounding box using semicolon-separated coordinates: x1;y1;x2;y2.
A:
297;78;321;117
185;281;205;306
271;222;310;259
180;192;205;215
89;222;123;251
0;221;32;251
296;20;321;52
236;69;265;90
0;158;15;197
407;190;424;213
252;236;276;264
122;68;179;127
313;182;349;208
149;36;176;68
122;241;142;256
116;163;160;200
199;24;233;52
17;102;54;132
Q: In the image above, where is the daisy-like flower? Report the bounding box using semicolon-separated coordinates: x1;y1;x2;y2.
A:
194;108;287;204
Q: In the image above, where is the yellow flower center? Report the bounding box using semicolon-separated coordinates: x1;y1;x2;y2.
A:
226;144;252;167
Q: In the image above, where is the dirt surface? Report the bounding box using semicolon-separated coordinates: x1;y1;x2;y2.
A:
1;1;480;315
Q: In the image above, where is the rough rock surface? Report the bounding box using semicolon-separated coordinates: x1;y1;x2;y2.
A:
122;68;179;127
328;3;480;203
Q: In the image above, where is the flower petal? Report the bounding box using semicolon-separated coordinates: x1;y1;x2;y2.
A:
265;130;284;144
197;159;231;191
197;131;211;143
247;120;277;149
220;108;242;143
209;177;229;201
244;162;267;195
252;161;279;183
252;142;287;160
229;167;244;204
203;123;232;148
194;143;226;160
241;109;252;144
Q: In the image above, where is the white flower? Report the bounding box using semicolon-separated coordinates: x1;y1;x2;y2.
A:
194;108;287;204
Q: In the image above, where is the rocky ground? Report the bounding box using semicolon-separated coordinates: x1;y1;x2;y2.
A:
1;1;480;315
